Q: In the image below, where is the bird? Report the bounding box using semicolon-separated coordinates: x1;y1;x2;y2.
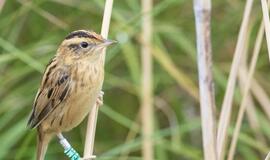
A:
27;30;116;160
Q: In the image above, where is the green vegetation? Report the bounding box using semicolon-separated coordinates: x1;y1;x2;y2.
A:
0;0;269;159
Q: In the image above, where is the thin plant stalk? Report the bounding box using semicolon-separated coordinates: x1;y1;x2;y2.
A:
216;0;253;159
227;21;264;160
238;26;265;145
238;39;266;148
0;0;6;13
18;0;68;29
239;69;267;146
261;0;270;61
151;46;199;101
193;0;217;159
119;111;140;160
155;97;180;145
119;97;179;160
83;0;114;158
265;152;270;160
251;79;270;120
141;0;154;159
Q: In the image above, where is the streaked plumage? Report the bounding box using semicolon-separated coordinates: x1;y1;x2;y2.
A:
27;30;115;160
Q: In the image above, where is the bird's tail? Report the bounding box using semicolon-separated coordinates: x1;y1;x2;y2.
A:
36;128;52;160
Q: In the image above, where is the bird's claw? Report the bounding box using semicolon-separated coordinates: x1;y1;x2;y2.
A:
96;91;104;106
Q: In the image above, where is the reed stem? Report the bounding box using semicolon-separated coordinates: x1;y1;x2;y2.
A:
216;0;253;159
193;0;217;159
83;0;114;158
141;0;154;159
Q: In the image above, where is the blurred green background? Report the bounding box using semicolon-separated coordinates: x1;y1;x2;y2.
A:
0;0;270;159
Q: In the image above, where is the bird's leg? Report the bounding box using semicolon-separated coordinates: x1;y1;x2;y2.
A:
96;91;104;106
57;133;81;160
57;133;71;150
57;133;97;160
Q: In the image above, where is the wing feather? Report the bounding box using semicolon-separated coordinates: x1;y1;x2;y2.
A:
27;64;71;129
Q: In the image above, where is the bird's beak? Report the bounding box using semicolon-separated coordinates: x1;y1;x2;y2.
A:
100;39;117;47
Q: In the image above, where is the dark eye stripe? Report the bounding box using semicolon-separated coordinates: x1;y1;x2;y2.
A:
67;43;91;52
68;44;79;50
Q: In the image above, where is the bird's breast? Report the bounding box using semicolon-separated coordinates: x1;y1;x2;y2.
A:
61;61;104;131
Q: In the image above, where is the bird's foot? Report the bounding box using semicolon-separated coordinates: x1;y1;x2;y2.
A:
96;91;104;106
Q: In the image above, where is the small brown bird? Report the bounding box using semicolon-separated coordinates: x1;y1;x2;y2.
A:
27;30;115;160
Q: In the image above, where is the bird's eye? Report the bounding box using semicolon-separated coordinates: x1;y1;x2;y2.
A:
80;42;88;48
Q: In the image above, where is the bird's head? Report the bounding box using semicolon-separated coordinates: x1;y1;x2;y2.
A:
57;30;116;63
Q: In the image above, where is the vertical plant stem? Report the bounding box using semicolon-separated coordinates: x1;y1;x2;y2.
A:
227;21;264;160
261;0;270;61
265;152;270;160
239;69;267;146
83;0;114;158
193;0;217;160
238;25;265;145
119;111;140;160
251;79;270;120
0;0;6;13
141;0;154;159
216;0;253;159
238;31;266;149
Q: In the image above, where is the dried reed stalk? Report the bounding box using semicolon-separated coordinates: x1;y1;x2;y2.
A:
251;80;270;120
237;26;264;144
83;0;114;158
216;0;254;159
193;0;217;159
119;113;140;160
265;152;270;160
227;21;264;160
261;0;270;61
141;0;154;159
260;0;270;157
0;0;5;13
238;40;266;149
239;69;267;146
151;46;199;101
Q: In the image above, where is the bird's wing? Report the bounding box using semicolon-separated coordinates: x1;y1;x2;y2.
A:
27;64;71;129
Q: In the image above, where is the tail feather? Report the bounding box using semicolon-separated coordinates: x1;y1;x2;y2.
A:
37;128;52;160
